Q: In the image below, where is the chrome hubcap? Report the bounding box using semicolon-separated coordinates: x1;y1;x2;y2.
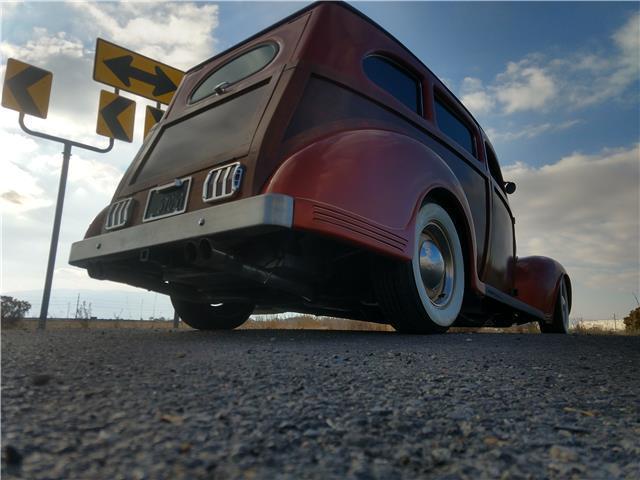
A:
419;222;454;307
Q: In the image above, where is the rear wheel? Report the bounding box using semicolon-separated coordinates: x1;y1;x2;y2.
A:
373;202;465;334
171;298;254;330
539;277;570;334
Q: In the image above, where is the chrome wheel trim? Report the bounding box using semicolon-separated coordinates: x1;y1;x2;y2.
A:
411;203;464;328
419;222;454;307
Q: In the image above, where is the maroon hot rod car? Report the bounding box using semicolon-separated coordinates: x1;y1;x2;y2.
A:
70;2;571;334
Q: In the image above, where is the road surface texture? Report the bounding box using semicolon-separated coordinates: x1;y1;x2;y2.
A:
2;329;639;479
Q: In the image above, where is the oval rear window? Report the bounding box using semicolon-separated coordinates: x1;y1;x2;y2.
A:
191;43;278;103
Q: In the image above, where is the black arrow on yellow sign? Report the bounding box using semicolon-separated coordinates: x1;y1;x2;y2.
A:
96;90;136;143
2;58;53;118
94;39;184;105
105;56;177;97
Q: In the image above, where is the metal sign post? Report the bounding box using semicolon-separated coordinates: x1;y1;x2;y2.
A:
4;42;182;329
18;114;114;329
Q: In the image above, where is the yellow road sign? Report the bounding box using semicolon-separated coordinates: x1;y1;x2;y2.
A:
2;58;53;118
94;38;184;105
96;90;136;142
144;105;164;138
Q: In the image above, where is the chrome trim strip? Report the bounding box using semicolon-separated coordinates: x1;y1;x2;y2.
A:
142;176;192;223
69;194;294;266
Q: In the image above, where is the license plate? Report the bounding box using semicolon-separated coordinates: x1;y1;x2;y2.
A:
143;177;191;222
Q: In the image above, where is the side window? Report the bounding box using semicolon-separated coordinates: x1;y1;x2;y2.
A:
485;142;504;185
434;97;476;156
363;55;422;114
191;43;278;103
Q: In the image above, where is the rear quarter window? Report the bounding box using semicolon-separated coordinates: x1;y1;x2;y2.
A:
191;43;278;103
363;55;422;114
434;97;476;156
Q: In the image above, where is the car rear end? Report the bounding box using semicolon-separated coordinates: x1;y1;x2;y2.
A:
69;3;405;320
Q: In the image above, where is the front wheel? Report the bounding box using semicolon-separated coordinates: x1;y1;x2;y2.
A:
373;202;465;334
539;277;570;334
171;298;254;330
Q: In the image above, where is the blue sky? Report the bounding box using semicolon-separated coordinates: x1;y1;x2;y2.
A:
1;1;638;321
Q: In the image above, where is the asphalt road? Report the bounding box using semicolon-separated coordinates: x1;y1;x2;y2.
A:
2;329;639;479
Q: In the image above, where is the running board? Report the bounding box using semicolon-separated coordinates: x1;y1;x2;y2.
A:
483;285;545;321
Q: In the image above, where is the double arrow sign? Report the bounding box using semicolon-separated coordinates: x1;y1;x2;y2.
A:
94;39;184;105
94;39;184;142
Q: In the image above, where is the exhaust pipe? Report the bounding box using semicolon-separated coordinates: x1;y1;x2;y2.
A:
183;238;313;301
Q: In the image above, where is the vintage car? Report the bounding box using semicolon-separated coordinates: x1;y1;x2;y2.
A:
70;2;571;334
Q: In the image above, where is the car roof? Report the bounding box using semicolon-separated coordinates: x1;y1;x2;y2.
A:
188;1;482;133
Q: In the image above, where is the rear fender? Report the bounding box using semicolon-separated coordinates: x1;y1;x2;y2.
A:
263;128;482;292
84;206;109;239
515;256;570;320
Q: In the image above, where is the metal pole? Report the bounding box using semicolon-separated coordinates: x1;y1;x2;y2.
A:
173;310;179;329
38;142;72;329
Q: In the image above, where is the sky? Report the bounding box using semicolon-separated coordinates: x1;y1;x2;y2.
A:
1;1;639;321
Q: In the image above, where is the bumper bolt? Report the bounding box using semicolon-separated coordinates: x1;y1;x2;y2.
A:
198;218;205;226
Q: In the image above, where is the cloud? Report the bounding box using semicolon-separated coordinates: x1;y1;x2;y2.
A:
486;119;582;143
0;29;84;63
460;13;640;115
460;77;495;114
494;60;556;114
504;144;639;300
67;2;219;70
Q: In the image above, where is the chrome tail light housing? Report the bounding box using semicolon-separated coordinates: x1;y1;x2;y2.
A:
202;162;244;203
105;198;133;230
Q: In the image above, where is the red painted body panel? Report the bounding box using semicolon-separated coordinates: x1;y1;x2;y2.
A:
515;256;569;319
263;128;483;292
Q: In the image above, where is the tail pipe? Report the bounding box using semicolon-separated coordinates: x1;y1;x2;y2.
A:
183;239;313;301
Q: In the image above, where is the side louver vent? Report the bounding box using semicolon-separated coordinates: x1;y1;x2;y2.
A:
105;198;133;230
202;162;244;203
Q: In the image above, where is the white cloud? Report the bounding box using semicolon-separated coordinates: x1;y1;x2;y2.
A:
459;13;640;114
460;77;495;114
68;2;219;70
0;29;84;63
504;144;639;313
486;119;582;143
494;61;556;114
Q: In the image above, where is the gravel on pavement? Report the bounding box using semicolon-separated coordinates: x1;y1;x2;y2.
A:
2;329;639;479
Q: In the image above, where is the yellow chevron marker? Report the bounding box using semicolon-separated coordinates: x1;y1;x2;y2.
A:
96;90;136;142
2;58;53;118
144;105;164;138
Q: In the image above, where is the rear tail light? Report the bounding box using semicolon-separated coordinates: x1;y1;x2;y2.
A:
202;162;244;203
105;198;133;230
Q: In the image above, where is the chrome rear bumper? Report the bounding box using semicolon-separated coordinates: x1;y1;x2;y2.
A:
69;194;294;267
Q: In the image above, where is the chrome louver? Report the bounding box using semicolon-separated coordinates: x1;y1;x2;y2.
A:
202;162;244;203
105;198;133;230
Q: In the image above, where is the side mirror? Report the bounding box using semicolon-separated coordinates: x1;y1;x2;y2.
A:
503;181;516;195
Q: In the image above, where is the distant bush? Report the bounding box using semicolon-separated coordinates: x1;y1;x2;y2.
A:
1;296;32;327
624;307;640;332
